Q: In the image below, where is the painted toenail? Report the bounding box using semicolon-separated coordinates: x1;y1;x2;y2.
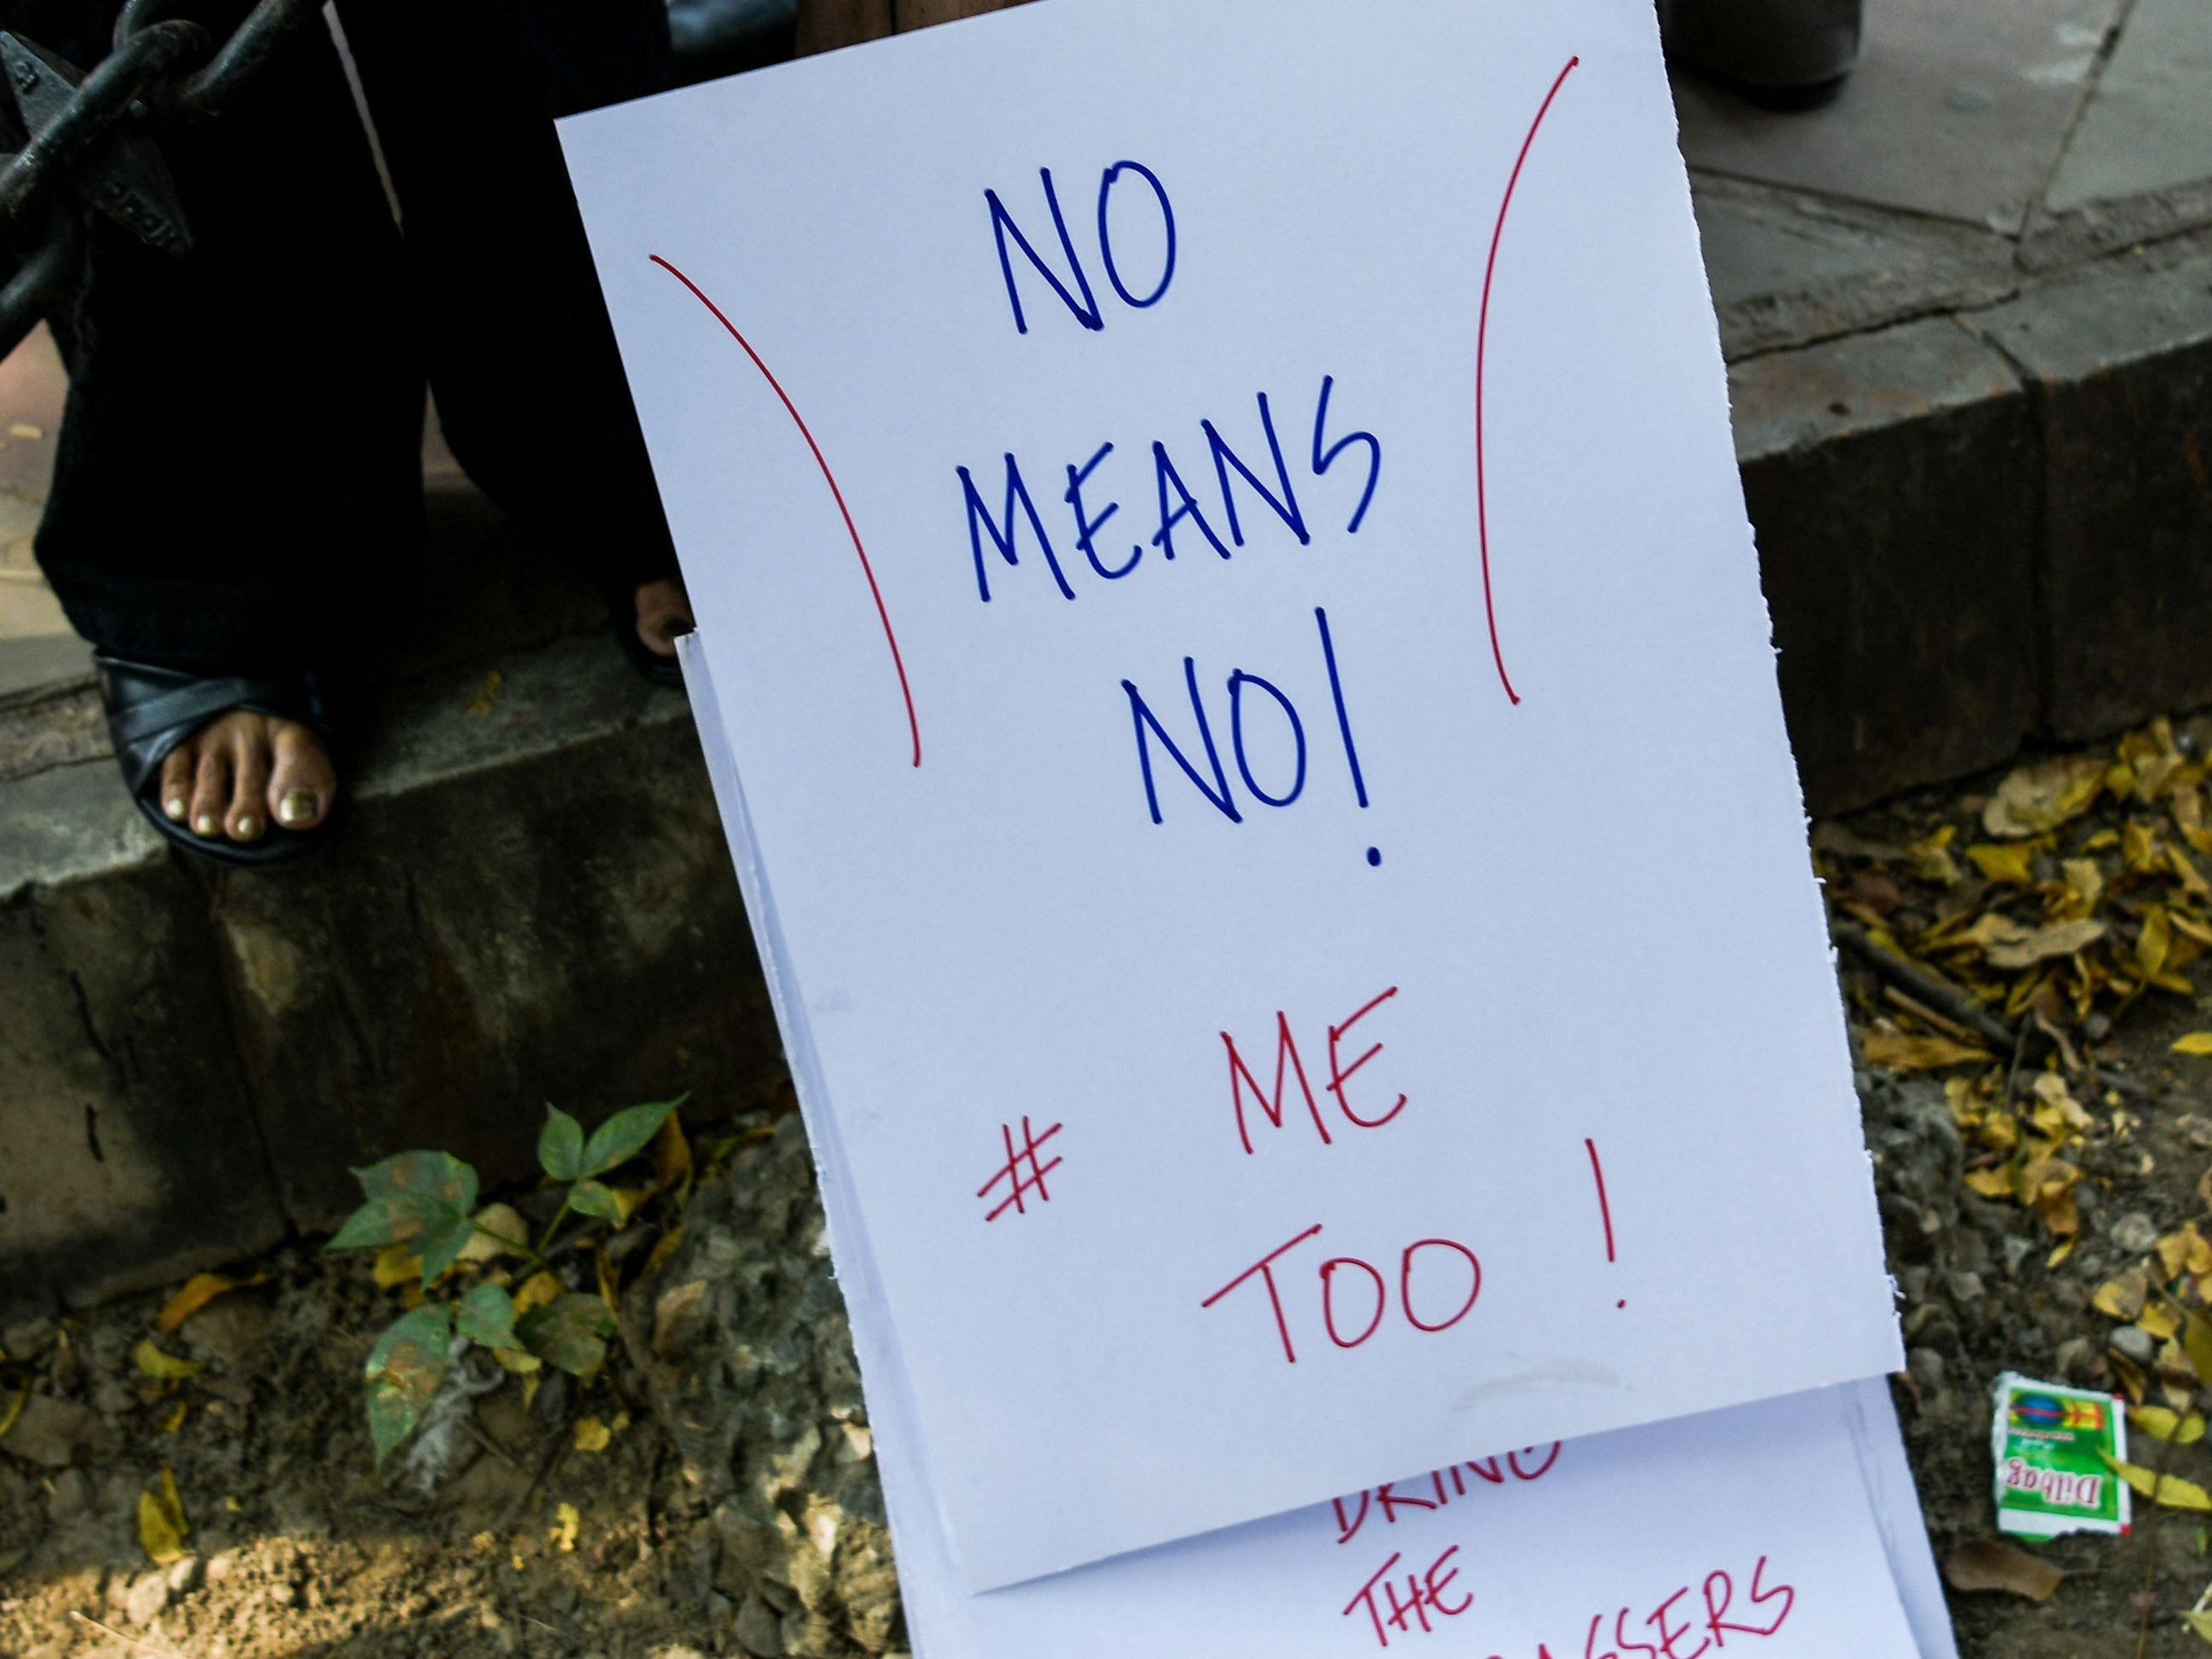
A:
193;814;222;837
278;790;318;826
164;797;187;820
234;814;264;841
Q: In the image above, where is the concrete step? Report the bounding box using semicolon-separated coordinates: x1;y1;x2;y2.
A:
0;490;783;1323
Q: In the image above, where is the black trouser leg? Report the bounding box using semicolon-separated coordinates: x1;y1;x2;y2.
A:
336;0;680;602
26;2;421;678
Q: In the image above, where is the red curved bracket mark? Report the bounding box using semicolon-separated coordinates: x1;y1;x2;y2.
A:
1476;54;1579;709
650;254;922;768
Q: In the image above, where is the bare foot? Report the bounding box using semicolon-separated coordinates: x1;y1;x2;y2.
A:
156;710;336;845
635;577;695;658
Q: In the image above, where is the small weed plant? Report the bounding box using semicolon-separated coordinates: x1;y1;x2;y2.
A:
324;1095;690;1465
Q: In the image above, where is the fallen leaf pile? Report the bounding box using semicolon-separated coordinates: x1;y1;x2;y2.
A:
1825;719;2212;1245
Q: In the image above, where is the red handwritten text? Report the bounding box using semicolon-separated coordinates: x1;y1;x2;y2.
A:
1342;1552;1795;1653
1201;1226;1480;1363
1222;985;1406;1154
1332;1447;1564;1545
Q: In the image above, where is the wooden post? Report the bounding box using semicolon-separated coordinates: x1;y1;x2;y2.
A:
796;0;1032;54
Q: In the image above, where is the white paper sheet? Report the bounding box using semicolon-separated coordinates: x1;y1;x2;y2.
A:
686;634;1952;1659
586;0;1902;1585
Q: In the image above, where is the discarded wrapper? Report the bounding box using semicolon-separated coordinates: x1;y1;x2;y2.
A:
1991;1371;2130;1538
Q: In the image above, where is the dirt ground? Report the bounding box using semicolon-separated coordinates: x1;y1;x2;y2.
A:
0;1231;742;1659
15;719;2212;1657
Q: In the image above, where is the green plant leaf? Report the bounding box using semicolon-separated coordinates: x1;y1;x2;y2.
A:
325;1152;479;1252
539;1107;584;1182
517;1293;616;1377
416;1209;478;1289
581;1096;688;1179
568;1180;626;1226
454;1283;519;1351
364;1305;452;1467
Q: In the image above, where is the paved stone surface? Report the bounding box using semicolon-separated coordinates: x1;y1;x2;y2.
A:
1732;316;2037;812
1675;0;2122;233
1697;172;2018;359
0;514;782;1305
1975;238;2212;742
2047;0;2212;214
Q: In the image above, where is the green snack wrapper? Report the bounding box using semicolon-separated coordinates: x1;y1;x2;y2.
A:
1991;1370;2130;1537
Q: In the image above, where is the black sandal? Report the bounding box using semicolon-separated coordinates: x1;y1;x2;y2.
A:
95;653;340;868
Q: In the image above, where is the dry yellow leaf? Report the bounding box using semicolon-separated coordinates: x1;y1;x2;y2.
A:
550;1502;580;1553
1964;1167;2014;1199
492;1346;542;1375
1968;844;2037;886
1986;917;2107;971
2141;907;2175;978
2176;1034;2212;1056
2177;788;2212;855
131;1338;202;1382
2143;1303;2184;1341
2059;858;2105;916
458;1203;530;1266
1905;827;1962;885
2129;1404;2208;1445
2173;844;2212;898
138;1468;187;1564
159;1402;187;1433
513;1272;562;1317
2109;1455;2212;1510
573;1415;611;1454
1860;1029;1992;1071
642;1226;685;1280
0;1387;26;1444
1978;1113;2021;1156
1985;755;2106;839
2047;1237;2077;1270
2126;820;2161;874
471;1531;497;1554
1944;1076;1982;1127
1943;1537;2063;1601
2162;1225;2212;1278
373;1243;424;1289
654;1113;692;1193
156;1273;247;1335
2095;1267;2152;1321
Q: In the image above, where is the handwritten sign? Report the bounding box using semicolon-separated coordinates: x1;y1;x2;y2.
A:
685;638;1955;1658
909;1385;1947;1659
564;0;1901;1588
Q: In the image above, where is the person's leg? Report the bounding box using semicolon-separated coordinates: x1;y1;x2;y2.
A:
335;0;691;666
21;1;420;844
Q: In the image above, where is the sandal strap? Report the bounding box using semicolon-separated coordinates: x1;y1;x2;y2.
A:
107;675;293;750
95;654;330;796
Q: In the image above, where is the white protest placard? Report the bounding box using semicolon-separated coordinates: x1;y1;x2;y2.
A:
685;635;1956;1659
564;0;1902;1587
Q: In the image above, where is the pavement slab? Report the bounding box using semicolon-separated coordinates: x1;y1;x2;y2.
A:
1674;0;2123;233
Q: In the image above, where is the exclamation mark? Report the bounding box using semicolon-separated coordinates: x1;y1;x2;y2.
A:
1585;1138;1623;1307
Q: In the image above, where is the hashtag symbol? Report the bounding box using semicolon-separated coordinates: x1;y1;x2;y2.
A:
977;1117;1063;1221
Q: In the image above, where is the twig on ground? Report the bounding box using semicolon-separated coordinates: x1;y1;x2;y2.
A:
69;1610;192;1657
464;1418;523;1469
1832;921;2016;1049
2136;1429;2182;1659
504;1409;574;1526
1882;986;1986;1048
